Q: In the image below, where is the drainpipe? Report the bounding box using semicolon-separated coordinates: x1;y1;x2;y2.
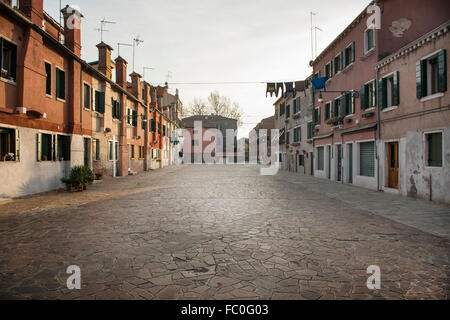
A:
375;66;381;192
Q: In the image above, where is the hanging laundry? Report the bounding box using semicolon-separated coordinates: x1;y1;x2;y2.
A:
276;83;284;97
266;83;276;97
284;82;294;98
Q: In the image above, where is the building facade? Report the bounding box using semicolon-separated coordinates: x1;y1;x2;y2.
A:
0;0;180;198
249;115;274;164
311;0;449;195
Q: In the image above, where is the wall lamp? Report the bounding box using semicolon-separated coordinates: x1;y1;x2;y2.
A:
318;90;359;104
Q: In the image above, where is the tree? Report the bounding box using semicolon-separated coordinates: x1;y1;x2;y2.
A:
186;91;243;127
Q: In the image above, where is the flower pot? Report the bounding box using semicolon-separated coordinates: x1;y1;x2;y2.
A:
83;184;87;190
76;185;83;192
66;185;72;192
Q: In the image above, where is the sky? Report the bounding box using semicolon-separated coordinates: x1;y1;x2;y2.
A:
44;0;371;138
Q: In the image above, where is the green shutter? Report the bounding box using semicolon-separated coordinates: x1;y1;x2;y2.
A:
111;97;114;116
360;85;366;110
360;142;375;177
56;69;60;99
10;43;17;82
98;92;105;113
379;78;387;109
15;129;20;162
393;71;400;106
437;49;447;93
351;42;355;62
132;110;137;127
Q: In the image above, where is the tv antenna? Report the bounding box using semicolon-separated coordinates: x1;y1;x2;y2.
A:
95;18;116;42
166;71;173;84
117;42;132;57
310;12;316;63
143;67;155;82
133;36;144;72
314;26;323;59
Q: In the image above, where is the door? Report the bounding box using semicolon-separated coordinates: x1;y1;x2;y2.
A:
310;152;314;176
388;142;399;188
114;142;119;176
83;138;90;167
337;145;342;182
348;144;353;184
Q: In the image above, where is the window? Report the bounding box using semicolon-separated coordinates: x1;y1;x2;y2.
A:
344;92;355;115
299;154;305;167
93;139;100;161
112;98;121;119
317;147;324;170
57;135;70;161
83;84;91;109
142;117;147;130
294;127;302;142
380;72;399;109
39;133;53;161
314;107;321;125
93;90;105;113
11;0;20;9
0;37;17;82
56;68;65;100
416;50;447;98
359;141;375;177
0;127;18;161
333;98;342;118
360;81;376;110
286;104;290;118
293;97;301;114
192;140;199;147
307;122;313;139
163;125;166;136
130;145;135;159
280;102;285;116
286;131;290;145
139;146;144;159
344;42;355;68
45;62;52;95
426;132;443;167
108;141;113;161
325;102;331;120
151;119;156;132
132;110;137;127
365;29;375;53
333;54;342;75
325;62;331;79
158;123;161;136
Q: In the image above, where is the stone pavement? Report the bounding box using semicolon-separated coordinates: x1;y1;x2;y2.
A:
0;165;448;300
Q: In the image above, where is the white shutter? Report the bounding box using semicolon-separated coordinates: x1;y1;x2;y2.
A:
15;129;20;162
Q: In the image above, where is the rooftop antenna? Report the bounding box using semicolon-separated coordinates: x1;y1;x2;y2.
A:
314;26;323;59
117;42;132;57
166;71;173;85
143;67;155;83
133;36;144;72
95;18;116;42
310;12;316;64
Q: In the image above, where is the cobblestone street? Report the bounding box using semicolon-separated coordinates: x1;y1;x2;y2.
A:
0;165;449;300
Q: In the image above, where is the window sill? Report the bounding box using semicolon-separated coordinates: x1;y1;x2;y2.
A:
420;93;444;103
363;48;375;58
46;94;53;99
342;63;354;73
83;108;91;112
0;77;17;85
382;105;398;112
56;98;66;103
424;165;443;169
363;107;376;112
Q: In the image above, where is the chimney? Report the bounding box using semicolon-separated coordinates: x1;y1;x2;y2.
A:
115;56;128;89
130;72;142;100
97;42;114;79
61;5;83;57
20;0;43;26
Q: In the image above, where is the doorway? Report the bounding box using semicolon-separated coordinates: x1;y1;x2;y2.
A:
327;146;331;179
83;137;90;167
348;144;353;184
337;145;342;182
388;142;399;188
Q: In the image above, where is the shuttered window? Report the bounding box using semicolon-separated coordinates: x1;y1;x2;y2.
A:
151;119;156;132
132;110;137;127
83;84;91;109
40;133;53;161
325;103;331;120
380;72;400;109
365;29;375;53
0;37;17;82
57;135;71;161
45;62;52;95
56;68;65;100
416;50;447;98
344;92;355;115
112;98;121;119
359;142;375;177
94;90;105;113
317;147;324;171
299;155;305;166
426;132;442;167
0;127;18;161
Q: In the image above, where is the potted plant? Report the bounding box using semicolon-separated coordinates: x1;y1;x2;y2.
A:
85;167;94;185
70;166;85;192
61;178;72;191
5;153;14;161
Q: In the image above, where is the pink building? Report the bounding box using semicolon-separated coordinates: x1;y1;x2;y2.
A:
311;0;449;195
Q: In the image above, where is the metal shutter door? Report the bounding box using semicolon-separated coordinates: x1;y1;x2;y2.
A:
360;142;375;177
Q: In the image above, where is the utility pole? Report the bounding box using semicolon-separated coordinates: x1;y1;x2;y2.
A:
133;36;144;72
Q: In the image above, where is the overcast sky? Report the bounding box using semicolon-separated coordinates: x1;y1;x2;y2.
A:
45;0;370;138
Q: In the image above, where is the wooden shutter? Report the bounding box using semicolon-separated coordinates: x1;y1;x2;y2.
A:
437;49;447;93
60;70;65;99
11;42;17;82
393;71;400;106
360;142;375;177
98;92;105;113
360;85;366;110
132;110;137;127
351;42;355;63
56;69;60;99
36;133;41;161
15;129;20;162
379;78;387;109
